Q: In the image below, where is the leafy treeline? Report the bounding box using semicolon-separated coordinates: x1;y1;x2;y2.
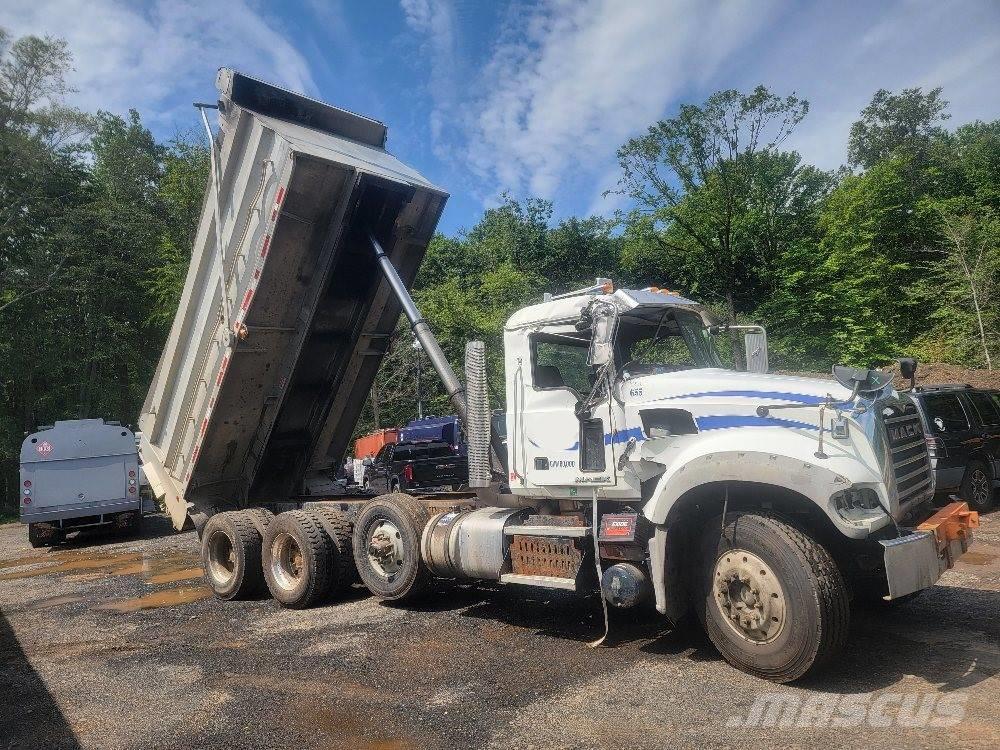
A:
0;30;997;512
0;32;208;512
361;88;999;435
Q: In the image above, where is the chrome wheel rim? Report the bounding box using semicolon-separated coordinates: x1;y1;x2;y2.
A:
270;532;304;591
367;519;404;579
971;469;990;506
713;549;786;644
207;530;236;586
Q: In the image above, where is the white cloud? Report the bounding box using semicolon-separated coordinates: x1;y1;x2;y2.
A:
459;0;782;209
753;0;1000;170
3;0;317;132
400;0;459;153
404;0;999;218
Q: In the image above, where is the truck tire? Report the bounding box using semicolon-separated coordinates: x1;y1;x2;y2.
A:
352;493;431;602
244;507;275;537
961;460;994;512
697;512;849;683
201;511;266;600
305;506;357;598
28;523;59;549
262;510;333;609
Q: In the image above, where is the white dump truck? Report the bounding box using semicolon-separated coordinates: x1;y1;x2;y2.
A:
141;70;979;683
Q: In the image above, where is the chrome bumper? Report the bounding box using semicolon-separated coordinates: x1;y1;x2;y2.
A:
881;501;979;599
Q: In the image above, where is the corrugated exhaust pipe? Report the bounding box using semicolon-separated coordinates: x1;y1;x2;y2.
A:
465;341;491;488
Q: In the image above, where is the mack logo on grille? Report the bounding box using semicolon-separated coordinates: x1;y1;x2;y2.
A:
889;423;921;443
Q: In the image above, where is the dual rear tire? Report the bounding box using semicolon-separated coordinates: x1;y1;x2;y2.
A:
201;506;355;606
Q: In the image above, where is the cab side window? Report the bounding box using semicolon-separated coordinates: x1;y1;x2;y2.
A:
967;392;1000;427
374;444;392;463
532;335;591;394
924;394;969;433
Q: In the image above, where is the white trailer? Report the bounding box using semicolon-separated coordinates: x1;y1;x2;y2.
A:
145;71;980;683
20;419;145;547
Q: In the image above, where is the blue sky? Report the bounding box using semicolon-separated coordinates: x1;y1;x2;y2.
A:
6;0;1000;235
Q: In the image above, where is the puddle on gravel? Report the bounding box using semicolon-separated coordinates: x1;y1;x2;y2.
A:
1;547;210;612
94;586;213;612
27;594;85;609
146;567;204;585
0;550;199;583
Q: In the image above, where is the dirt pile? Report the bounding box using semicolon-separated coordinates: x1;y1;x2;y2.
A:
888;362;1000;390
778;363;1000;390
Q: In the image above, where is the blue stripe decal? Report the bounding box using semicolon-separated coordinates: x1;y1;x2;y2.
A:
695;415;819;431
565;426;644;452
652;390;829;405
562;414;817;451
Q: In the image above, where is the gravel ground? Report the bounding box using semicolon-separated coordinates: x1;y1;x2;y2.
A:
1;511;998;749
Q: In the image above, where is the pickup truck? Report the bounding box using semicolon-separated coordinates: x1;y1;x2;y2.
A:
363;441;468;494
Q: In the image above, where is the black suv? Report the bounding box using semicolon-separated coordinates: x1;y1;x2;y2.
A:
910;385;1000;511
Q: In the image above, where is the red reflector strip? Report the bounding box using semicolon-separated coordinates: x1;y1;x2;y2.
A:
200;418;208;436
241;288;254;311
270;187;286;221
191;446;200;463
253;268;260;280
216;355;229;385
261;234;271;257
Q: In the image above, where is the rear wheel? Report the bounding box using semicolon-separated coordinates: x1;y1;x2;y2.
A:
305;506;357;599
961;460;994;512
27;523;60;549
352;493;430;602
262;510;333;609
697;512;849;683
201;511;265;600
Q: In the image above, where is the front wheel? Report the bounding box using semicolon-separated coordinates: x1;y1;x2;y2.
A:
698;512;849;683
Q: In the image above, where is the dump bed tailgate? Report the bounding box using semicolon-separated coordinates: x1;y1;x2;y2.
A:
139;71;447;528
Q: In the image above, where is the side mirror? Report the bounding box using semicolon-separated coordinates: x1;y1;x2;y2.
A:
744;330;768;374
897;357;918;390
587;306;615;367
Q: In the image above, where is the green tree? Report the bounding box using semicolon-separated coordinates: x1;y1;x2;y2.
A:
848;87;950;170
613;86;812;340
146;134;210;328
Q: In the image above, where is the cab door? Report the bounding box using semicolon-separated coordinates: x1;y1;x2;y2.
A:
515;329;616;490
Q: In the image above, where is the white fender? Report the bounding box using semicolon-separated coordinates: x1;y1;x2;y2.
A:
640;428;887;540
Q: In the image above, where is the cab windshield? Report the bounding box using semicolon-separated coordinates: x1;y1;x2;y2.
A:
616;308;722;376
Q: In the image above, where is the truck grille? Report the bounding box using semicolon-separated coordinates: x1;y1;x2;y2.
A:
883;406;933;508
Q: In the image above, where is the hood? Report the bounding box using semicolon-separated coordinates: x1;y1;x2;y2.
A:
624;368;855;406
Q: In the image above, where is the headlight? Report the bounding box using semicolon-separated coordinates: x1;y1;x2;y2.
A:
832;488;885;523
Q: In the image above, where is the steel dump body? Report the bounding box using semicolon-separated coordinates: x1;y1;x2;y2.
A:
140;71;447;528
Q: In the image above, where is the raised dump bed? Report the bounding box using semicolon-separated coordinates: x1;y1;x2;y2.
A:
139;70;447;529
